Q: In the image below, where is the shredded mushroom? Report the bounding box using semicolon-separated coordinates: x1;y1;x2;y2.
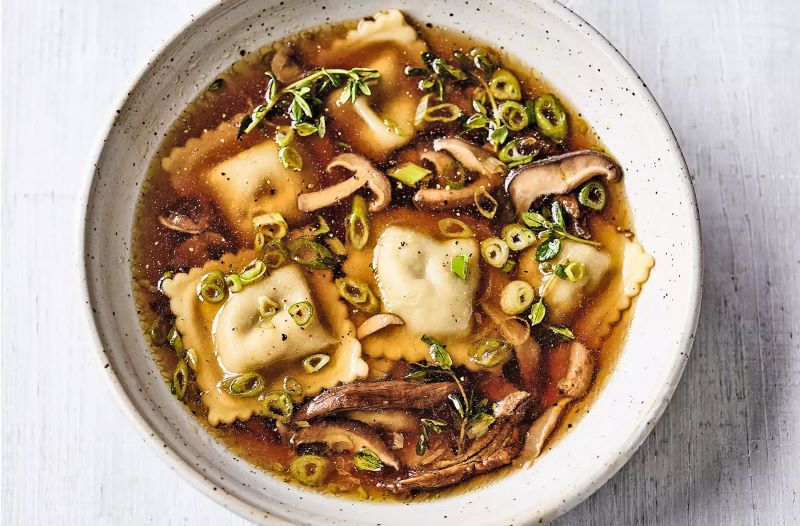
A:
356;313;405;339
414;138;507;209
556;341;594;398
297;153;392;212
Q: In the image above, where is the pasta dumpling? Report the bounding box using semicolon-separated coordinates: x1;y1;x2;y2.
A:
162;120;314;241
162;252;367;425
309;10;427;160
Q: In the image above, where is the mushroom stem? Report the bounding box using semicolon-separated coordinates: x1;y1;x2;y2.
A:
297;153;392;212
414;138;507;210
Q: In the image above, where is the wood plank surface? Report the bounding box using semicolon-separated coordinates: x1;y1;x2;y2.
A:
2;1;798;524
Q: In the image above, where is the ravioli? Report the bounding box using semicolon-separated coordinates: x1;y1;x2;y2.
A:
308;10;427;160
162;253;368;425
212;266;334;373
162;120;314;241
519;240;613;323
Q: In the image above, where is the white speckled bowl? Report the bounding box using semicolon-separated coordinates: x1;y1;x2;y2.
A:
79;0;701;524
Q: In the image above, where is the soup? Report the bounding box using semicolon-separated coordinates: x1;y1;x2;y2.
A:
132;9;654;499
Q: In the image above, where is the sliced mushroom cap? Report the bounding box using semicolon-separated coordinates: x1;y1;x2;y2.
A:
356;313;404;339
297;153;391;212
291;420;400;469
271;42;304;84
505;150;621;215
414;138;507;210
158;198;212;234
556;341;594;399
522;397;571;460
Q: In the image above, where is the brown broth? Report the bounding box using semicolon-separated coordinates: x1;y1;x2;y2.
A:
131;13;636;501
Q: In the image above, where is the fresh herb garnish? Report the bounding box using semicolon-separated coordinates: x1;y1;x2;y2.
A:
548;325;576;340
353;447;384;472
416;418;447;455
522;202;602;254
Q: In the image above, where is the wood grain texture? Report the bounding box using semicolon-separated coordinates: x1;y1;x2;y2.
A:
2;1;798;524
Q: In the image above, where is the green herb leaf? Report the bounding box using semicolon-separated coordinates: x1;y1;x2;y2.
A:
489;125;509;146
403;369;429;382
416;430;428;455
549;325;575;340
552;263;568;280
208;78;225;91
466;413;495;439
421;418;448;433
521;212;548;229
535;238;562;261
551;201;566;229
529;299;546;326
353;447;384;472
422;335;452;370
448;393;465;418
501;259;516;274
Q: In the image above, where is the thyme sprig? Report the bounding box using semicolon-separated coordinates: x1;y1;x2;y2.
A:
406;335;493;454
237;67;381;139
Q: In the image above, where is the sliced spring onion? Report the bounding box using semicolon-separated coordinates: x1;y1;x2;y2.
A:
283;376;304;404
474;186;499;219
172;359;189;401
489;125;509;147
239;259;268;285
451;254;470;280
222;372;265;398
294;122;319;137
274;125;294;148
308;215;330;237
225;273;243;293
466;413;496;440
437;218;473;239
498;101;529;131
288;301;314;326
414;94;432;127
498;138;534;167
353;447;384;472
424;102;462;123
278;145;303;171
335;277;380;314
257;295;279;324
565;261;586;282
261;239;289;269
168;326;184;355
389;162;431;187
502;223;537;251
325;237;346;256
287;237;337;269
157;271;174;294
480;237;510;268
423;335;452;370
578;181;607;211
259;391;294;422
197;270;226;303
500;280;535;315
534;94;568;142
468;338;513;368
147;320;170;347
440;160;467;189
302;353;330;373
289;455;329;487
184;348;198;371
253;212;288;240
346;195;370;250
501;259;516;274
488;69;522;101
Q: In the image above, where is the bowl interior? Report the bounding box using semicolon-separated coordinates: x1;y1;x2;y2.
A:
81;0;700;524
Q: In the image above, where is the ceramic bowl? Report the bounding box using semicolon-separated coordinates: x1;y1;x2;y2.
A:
79;0;701;523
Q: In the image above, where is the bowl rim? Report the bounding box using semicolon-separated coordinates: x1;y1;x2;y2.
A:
77;0;702;523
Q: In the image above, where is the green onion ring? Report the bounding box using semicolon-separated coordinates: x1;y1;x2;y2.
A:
468;338;514;368
225;274;243;293
437;218;474;238
259;391;294;422
346;195;370;250
534;93;568;142
502;223;537;251
287;237;337;269
488;69;522;101
239;259;267;286
578;181;607;211
283;376;305;404
261;239;289;269
222;372;265;398
500;280;535;315
172;359;190;400
288;301;314;326
289;455;329;487
302;353;330;373
335;277;380;314
498;101;529;131
197;270;226;303
480;237;510;268
474;186;499;219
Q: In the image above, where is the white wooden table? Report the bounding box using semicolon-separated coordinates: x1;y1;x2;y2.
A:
3;1;799;524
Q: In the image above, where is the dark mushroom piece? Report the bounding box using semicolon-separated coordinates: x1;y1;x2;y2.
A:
291;420;400;469
383;391;533;493
504;150;620;215
297;153;392;212
522;397;571;459
414;138;507;210
294;380;458;422
158;198;212;235
270;42;304;84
